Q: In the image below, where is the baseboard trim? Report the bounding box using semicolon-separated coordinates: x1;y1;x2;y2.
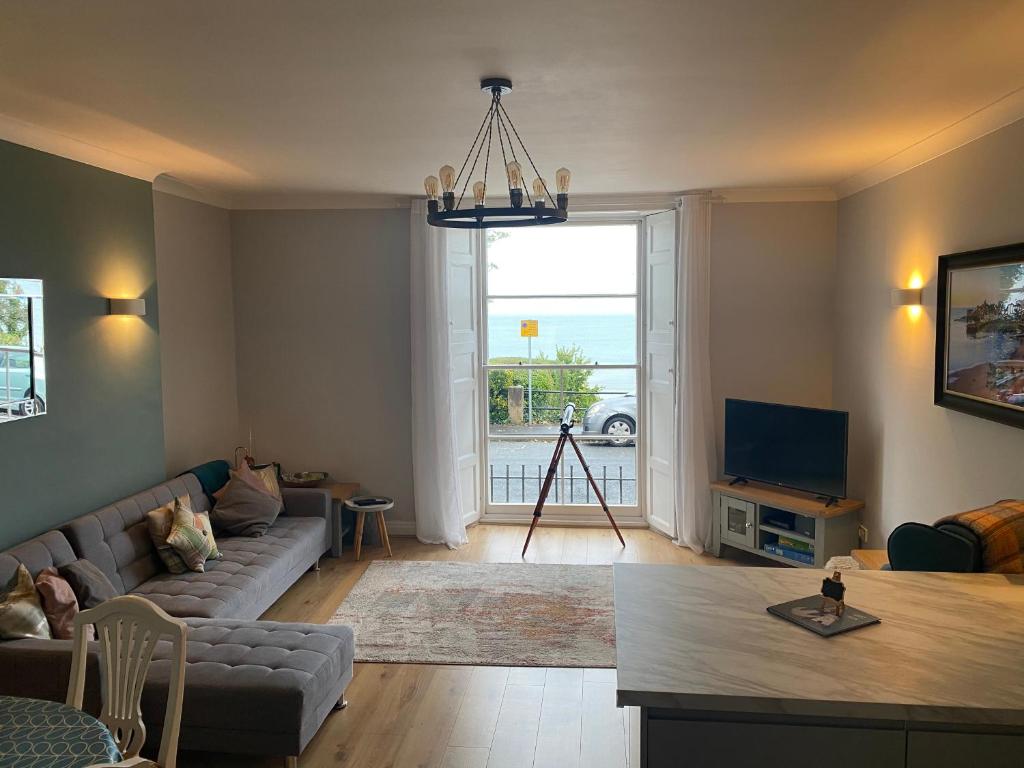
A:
383;520;417;537
478;514;648;529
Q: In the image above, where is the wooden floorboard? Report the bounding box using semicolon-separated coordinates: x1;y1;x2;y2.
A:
180;523;760;767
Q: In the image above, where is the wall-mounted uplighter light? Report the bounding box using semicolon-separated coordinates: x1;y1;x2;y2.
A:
890;288;923;307
107;298;146;316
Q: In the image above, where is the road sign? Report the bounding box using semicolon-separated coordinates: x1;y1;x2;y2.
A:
520;319;538;337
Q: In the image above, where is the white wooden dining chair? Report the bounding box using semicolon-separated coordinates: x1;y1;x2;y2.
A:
66;595;188;768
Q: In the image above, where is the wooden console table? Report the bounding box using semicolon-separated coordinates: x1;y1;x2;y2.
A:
614;564;1024;768
317;481;359;557
711;480;863;568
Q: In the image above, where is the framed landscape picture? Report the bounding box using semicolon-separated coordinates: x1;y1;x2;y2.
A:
935;242;1024;429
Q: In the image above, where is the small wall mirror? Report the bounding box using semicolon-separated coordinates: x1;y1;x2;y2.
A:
0;278;45;423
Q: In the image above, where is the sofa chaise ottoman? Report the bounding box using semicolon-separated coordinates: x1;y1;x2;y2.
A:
0;462;354;765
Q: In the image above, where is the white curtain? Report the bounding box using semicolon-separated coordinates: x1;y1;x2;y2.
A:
673;192;716;553
409;200;468;548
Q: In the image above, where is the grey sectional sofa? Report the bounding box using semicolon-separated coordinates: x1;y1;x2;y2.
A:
0;463;354;766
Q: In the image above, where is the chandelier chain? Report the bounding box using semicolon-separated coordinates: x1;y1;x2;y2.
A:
495;106;511;193
456;94;496;209
498;101;556;208
481;95;496;202
453;92;496;197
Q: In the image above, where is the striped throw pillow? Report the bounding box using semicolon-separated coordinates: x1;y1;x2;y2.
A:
166;496;222;573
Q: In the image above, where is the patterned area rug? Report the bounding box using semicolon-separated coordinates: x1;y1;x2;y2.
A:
330;561;615;667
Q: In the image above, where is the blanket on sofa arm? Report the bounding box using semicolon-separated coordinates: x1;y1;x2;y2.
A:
937;500;1024;574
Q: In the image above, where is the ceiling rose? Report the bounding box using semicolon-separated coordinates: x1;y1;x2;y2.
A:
424;78;570;229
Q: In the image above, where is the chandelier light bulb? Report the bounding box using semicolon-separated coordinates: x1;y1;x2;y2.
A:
473;181;487;206
506;161;523;190
423;175;440;200
532;178;547;199
555;167;572;194
439;165;456;193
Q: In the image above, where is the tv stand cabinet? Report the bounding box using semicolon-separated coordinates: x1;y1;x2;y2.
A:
710;480;863;568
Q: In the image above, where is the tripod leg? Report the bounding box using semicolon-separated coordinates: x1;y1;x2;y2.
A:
566;434;626;547
522;432;566;557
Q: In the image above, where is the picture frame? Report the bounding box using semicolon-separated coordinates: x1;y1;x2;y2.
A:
935;242;1024;429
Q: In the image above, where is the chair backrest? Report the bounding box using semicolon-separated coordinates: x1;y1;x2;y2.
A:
67;595;187;768
887;521;980;572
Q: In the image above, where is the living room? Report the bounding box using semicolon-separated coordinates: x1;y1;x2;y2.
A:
1;2;1023;767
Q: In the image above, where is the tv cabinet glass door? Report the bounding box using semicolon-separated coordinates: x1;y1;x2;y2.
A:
720;496;755;548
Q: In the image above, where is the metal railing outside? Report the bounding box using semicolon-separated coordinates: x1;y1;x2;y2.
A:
488;462;637;505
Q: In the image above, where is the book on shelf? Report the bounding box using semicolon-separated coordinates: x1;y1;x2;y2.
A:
763;543;815;565
777;535;813;553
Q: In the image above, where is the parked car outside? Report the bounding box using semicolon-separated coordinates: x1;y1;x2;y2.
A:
0;346;46;418
582;394;636;445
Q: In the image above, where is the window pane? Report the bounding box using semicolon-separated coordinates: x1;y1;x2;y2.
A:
487;437;637;506
486;225;637;296
487;368;636;429
487;297;636;365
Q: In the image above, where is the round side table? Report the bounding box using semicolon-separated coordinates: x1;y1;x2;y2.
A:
344;496;394;561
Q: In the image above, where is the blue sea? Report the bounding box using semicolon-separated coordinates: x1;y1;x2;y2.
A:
487;313;636;393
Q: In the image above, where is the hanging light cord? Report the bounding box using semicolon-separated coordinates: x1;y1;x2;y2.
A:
456;91;499;209
498;101;557;208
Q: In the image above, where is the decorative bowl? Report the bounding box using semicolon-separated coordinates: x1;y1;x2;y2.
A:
280;471;330;488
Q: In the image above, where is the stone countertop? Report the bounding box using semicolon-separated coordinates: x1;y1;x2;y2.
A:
613;564;1024;727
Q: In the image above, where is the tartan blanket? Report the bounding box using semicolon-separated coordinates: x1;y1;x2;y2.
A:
937;500;1024;573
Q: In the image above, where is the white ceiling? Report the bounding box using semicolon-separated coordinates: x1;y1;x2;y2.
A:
0;0;1022;201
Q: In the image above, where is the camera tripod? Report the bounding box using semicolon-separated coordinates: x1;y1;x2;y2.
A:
521;403;627;557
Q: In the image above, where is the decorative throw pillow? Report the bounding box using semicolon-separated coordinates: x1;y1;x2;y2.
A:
166;498;222;573
211;475;283;537
213;462;282;503
250;463;283;501
34;567;94;641
0;564;52;640
146;499;189;574
58;560;120;610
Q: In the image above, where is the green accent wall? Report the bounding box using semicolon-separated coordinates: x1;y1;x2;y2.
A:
0;140;165;549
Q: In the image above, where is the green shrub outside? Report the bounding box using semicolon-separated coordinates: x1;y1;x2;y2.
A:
488;344;602;424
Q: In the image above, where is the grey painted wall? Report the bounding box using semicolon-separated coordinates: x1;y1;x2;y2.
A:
834;118;1024;545
710;201;837;473
153;191;239;475
0;140;165;550
230;209;415;528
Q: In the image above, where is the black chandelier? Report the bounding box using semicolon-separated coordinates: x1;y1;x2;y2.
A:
424;78;570;229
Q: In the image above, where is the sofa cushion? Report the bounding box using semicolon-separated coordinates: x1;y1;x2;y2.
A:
35;567;92;641
166;499;221;573
61;474;208;593
130;516;327;619
211;476;282;538
0;530;78;585
144;619;354;751
0;564;51;640
146;501;188;574
0;619;356;759
58;560;120;609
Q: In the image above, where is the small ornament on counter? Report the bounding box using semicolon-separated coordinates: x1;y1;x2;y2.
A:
820;570;847;617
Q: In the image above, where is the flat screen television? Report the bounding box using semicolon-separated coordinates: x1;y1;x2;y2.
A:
724;399;849;499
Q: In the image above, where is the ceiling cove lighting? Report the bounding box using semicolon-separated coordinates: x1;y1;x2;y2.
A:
424;78;570;229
